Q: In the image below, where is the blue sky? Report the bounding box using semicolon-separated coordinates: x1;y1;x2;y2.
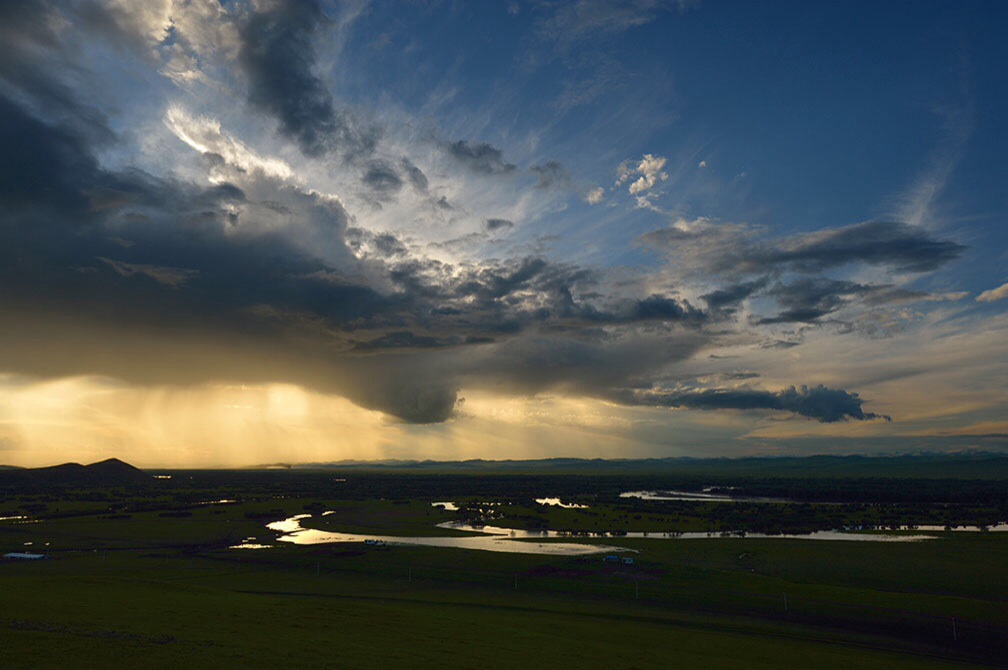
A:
0;0;1005;466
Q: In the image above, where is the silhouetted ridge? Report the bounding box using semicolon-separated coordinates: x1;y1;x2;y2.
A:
0;458;150;486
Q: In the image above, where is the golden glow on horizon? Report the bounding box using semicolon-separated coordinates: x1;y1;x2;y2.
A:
0;370;995;468
0;377;707;467
0;376;391;467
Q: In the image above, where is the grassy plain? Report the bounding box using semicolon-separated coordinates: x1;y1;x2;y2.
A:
1;467;1006;668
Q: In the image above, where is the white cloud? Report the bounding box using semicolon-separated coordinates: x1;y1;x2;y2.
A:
104;0;173;45
977;281;1008;303
615;161;633;186
164;106;295;181
635;195;663;212
586;187;605;205
627;153;668;194
892;102;973;231
104;0;240;87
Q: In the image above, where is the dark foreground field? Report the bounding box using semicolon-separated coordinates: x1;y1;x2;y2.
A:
1;462;1006;668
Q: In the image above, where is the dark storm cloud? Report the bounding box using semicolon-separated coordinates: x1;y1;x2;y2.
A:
346;227;408;257
444;140;516;175
530;161;569;189
859;286;955;306
0;95;99;213
641;220;965;278
239;0;375;158
769;221;966;274
0;93;375;331
756;278;873;325
385;255;590;332
631;295;704;323
362;160;404;197
352;331;495;352
400;158;429;192
752;279;947;326
759;339;802;350
619;385;890;423
355;381;459;424
485;218;514;232
0;3;115;148
470;330;710;399
380;253;706;340
0;2;908;435
0;88;721;424
0;90;443;421
701;278;769;314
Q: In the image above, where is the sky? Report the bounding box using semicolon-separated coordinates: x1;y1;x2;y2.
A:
1;0;1006;467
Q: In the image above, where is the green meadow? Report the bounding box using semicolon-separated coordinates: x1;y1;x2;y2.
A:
1;469;1006;668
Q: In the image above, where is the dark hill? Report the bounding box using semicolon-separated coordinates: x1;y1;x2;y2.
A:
0;458;150;487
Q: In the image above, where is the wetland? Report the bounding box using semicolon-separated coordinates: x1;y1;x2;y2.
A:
2;455;1007;668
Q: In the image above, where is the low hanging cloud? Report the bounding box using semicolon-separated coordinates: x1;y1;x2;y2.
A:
619;385;891;423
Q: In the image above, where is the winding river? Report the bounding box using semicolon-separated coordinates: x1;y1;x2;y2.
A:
260;513;940;554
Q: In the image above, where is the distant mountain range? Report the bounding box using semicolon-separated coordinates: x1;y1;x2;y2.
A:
3;452;1007;481
0;458;150;486
247;452;1008;479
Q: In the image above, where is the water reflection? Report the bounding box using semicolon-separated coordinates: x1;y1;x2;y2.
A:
437;521;935;542
267;514;940;554
892;523;1008;532
229;536;274;550
267;513;312;534
270;515;630;556
620;490;789;503
536;498;588;509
